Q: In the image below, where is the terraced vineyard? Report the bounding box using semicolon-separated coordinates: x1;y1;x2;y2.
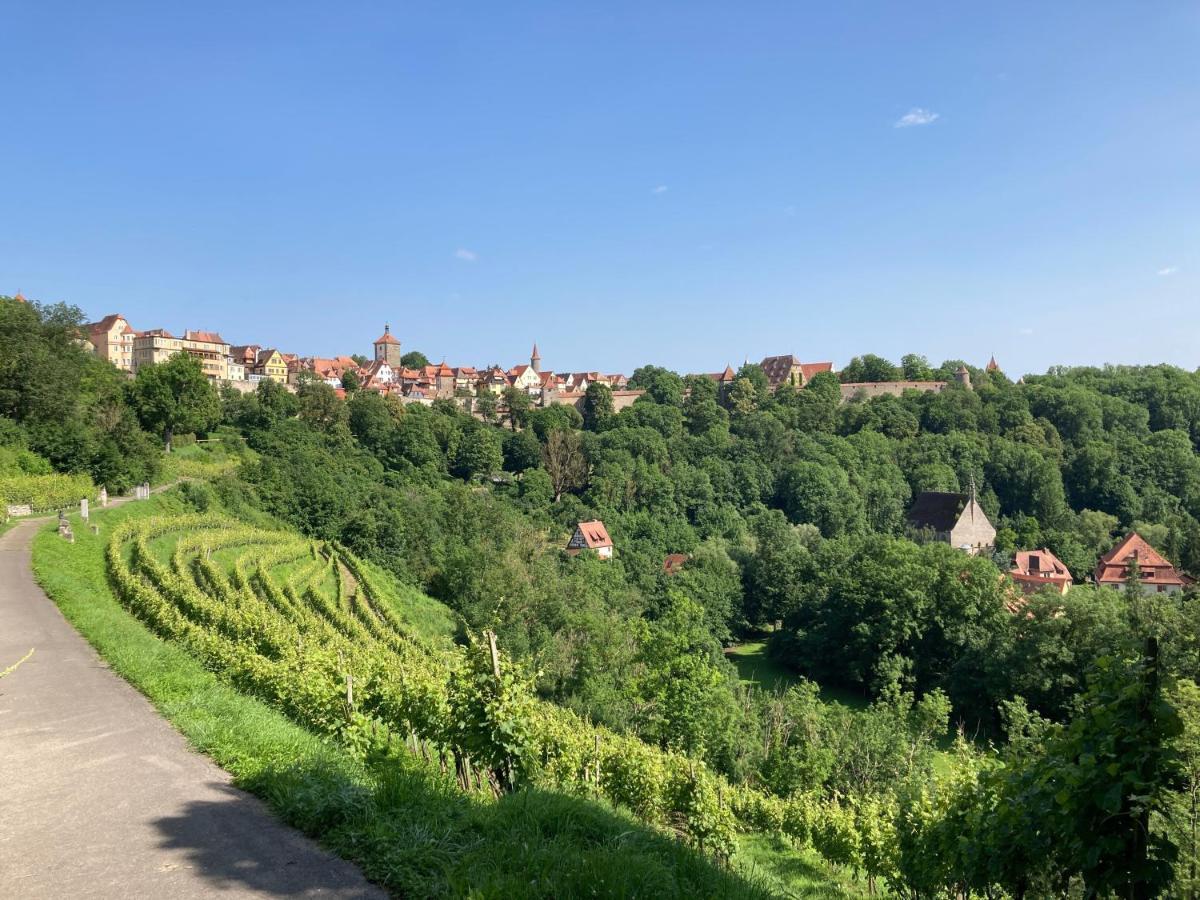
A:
106;514;872;873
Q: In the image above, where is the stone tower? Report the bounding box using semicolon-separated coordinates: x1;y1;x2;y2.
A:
530;341;541;373
955;364;972;390
373;324;401;367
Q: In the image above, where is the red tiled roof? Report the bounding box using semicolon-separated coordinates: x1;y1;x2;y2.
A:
663;553;690;575
86;314;126;334
1094;533;1191;587
184;329;227;345
799;361;834;381
1011;549;1073;594
374;328;400;345
572;520;612;549
13;291;27;303
759;355;833;388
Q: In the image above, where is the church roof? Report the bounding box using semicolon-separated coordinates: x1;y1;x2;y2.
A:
907;491;969;532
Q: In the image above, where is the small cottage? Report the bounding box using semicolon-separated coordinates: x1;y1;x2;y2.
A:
566;520;613;560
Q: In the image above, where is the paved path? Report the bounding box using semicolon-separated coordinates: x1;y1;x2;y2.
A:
0;518;386;899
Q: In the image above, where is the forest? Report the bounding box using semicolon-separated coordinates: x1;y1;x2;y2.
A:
6;292;1200;896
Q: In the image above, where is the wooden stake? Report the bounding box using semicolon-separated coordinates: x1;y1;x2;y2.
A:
486;629;501;678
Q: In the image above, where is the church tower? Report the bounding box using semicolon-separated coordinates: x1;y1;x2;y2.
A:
530;342;541;373
373;324;401;367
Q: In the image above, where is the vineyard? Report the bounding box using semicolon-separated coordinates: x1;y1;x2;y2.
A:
105;513;879;881
1;472;94;511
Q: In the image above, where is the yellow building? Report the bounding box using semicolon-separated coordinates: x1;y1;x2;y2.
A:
131;328;232;380
85;314;137;371
253;348;289;384
180;330;230;380
132;329;183;370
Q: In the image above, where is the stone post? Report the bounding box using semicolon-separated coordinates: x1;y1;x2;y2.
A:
80;498;89;521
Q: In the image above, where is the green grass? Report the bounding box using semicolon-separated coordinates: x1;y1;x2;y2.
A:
31;492;803;899
354;554;459;644
726;642;870;711
735;835;858;899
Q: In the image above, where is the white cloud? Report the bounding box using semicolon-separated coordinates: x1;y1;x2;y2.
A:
895;107;940;128
455;248;478;262
652;185;668;194
1158;266;1179;276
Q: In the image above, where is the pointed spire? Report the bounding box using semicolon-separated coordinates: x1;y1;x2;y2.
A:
986;355;999;372
531;342;540;359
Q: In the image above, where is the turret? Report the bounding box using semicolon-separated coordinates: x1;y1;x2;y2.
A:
373;324;401;367
530;342;541;373
955;364;972;390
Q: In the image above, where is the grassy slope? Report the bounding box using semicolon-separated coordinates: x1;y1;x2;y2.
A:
32;493;831;899
726;642;870;711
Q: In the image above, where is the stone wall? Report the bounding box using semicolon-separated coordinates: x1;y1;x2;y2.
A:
839;381;948;402
544;388;645;412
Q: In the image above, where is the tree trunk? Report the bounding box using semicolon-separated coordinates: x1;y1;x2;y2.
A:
163;425;174;453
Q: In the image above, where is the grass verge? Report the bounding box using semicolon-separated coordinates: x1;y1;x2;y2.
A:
31;494;824;899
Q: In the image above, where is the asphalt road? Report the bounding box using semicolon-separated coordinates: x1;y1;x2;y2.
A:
0;518;385;899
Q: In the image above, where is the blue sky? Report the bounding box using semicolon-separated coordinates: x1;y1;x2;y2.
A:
2;2;1198;377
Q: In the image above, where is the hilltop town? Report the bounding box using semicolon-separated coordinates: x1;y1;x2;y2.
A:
78;305;990;413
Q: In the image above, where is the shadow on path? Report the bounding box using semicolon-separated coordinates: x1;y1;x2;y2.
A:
151;781;380;898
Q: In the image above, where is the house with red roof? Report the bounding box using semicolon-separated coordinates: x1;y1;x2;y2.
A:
1094;533;1193;595
508;363;542;394
84;313;137;371
663;553;690;575
181;329;231;380
1010;549;1073;595
359;359;397;392
759;355;834;390
566;520;613;559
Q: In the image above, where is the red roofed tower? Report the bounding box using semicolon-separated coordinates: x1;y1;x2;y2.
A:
373;324;401;367
530;342;542;373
